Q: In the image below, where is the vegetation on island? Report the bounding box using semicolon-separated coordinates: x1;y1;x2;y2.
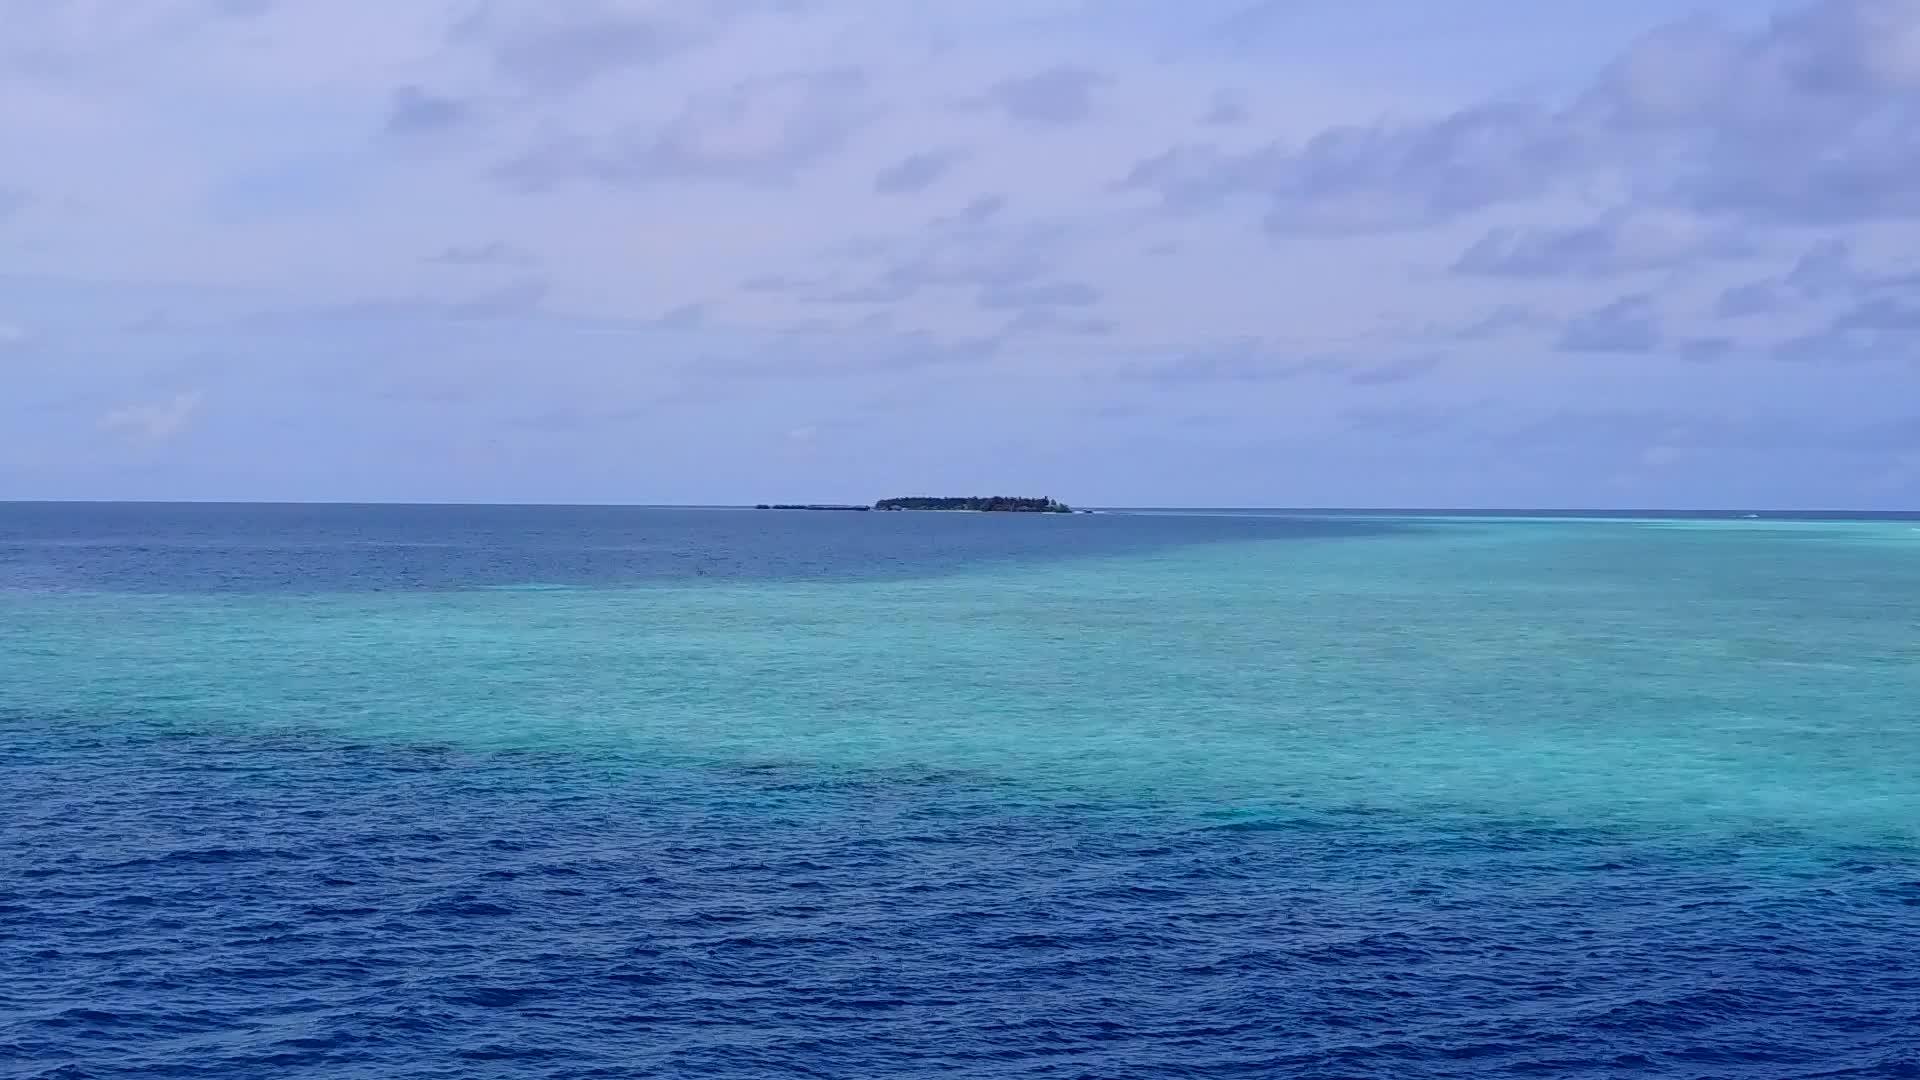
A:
753;496;1077;513
873;496;1073;513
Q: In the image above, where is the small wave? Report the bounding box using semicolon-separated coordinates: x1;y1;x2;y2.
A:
104;846;306;871
413;895;514;918
445;986;545;1009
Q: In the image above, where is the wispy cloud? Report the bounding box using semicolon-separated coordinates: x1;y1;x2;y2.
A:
100;391;203;442
497;68;872;188
973;67;1107;128
458;3;723;92
1453;211;1753;277
1558;294;1662;353
427;241;537;267
384;85;467;136
1119;101;1580;232
873;149;963;194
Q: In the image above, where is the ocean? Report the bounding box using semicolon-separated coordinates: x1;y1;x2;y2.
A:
3;503;1917;1078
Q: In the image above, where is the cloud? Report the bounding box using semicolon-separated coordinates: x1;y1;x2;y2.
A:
694;328;1002;379
1122;339;1340;385
427;241;536;267
1201;90;1248;127
427;278;550;319
656;301;707;328
506;402;655;432
1600;4;1920;226
1452;210;1752;277
1557;294;1661;353
813;273;920;306
1000;309;1114;338
384;85;467;136
978;279;1101;311
458;2;714;92
1570;2;1920;227
0;186;25;219
1834;294;1920;332
1715;280;1790;319
872;150;961;195
1210;1;1300;45
1780;238;1863;295
100;391;203;442
941;194;1007;226
1769;320;1912;366
497;68;871;188
1120;102;1583;232
1679;336;1737;364
739;272;813;293
286;278;550;324
205;0;274;19
1343;401;1920;483
0;321;29;349
1117;1;1920;235
975;67;1106;128
120;310;178;335
1454;304;1548;340
1347;354;1440;386
1498;408;1818;455
1715;238;1890;319
806;216;1072;309
1130;347;1440;388
1493;407;1920;460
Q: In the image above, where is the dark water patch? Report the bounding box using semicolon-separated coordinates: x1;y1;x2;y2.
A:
102;846;308;871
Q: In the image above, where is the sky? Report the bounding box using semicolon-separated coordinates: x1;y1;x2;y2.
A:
4;0;1920;508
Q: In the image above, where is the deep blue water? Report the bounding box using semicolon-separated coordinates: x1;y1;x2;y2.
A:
4;504;1918;1079
0;502;1394;594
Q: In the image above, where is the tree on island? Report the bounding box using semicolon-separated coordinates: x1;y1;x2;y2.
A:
872;496;1072;512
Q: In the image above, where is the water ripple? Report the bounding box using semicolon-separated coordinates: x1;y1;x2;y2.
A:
4;726;1918;1079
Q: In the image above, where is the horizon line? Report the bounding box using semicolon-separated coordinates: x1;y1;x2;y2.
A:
1;499;1915;516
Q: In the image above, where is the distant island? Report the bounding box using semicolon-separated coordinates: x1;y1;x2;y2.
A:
875;496;1072;513
755;496;1076;513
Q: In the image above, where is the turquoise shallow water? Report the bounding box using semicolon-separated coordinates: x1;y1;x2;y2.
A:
4;505;1918;1077
10;512;1917;840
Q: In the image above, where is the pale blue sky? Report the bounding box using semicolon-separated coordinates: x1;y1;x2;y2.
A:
5;0;1919;507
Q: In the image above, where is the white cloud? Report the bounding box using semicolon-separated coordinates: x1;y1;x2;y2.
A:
99;391;203;442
